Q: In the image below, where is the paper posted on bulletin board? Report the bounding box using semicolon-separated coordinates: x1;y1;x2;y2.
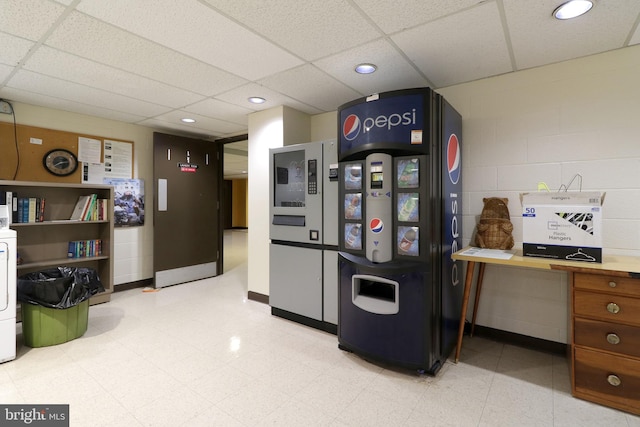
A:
81;139;133;183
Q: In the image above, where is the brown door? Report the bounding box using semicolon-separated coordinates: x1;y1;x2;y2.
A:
153;132;222;288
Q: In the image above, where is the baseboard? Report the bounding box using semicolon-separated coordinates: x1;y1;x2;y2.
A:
271;307;337;335
114;278;153;292
247;291;269;304
466;323;567;355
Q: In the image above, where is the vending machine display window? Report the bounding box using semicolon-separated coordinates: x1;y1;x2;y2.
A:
397;158;420;189
397;193;419;222
344;164;362;190
273;150;305;207
345;223;362;250
344;193;362;220
397;226;419;256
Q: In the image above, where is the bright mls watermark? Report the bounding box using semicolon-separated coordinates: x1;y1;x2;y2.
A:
1;405;69;426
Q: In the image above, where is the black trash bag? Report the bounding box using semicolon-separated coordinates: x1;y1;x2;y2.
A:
18;266;105;309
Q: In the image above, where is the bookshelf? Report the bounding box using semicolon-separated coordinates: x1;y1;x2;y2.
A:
1;180;114;304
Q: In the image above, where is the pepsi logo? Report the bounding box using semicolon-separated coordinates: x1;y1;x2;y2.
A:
343;114;361;141
370;218;384;233
447;134;460;185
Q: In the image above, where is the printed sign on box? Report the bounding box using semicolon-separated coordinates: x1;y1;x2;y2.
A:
520;191;605;262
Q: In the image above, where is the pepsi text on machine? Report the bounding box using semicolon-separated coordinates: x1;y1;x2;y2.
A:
339;94;425;153
343;109;417;141
446;133;461;288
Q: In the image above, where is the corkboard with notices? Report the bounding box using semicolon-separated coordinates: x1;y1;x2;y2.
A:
0;121;133;183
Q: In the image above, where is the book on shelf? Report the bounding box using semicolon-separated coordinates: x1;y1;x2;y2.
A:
28;197;37;223
70;194;95;221
13;197;46;223
83;194;97;221
68;239;102;258
0;191;12;225
39;198;45;222
81;197;108;221
98;199;108;221
11;193;18;223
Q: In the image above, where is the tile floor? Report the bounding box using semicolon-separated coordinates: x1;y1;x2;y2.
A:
2;229;639;426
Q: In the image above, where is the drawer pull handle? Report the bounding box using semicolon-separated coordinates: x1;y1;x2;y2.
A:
607;374;621;387
608;281;617;288
606;302;620;314
606;333;620;345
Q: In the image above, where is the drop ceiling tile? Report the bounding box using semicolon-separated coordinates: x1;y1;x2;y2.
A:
0;87;148;123
258;65;362;112
353;0;480;34
314;39;429;95
504;0;640;70
215;83;323;115
149;110;247;136
136;118;220;140
392;1;512;88
76;0;303;80
206;0;380;61
24;46;206;108
45;12;248;96
0;33;34;66
1;0;65;40
0;64;15;82
7;70;171;117
183;99;253;126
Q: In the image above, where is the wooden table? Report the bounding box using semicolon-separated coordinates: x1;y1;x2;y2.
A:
451;247;640;363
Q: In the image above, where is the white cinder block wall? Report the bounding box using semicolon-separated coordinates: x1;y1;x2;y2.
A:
438;45;640;343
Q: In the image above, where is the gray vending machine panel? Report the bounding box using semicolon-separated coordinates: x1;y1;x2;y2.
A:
269;142;323;244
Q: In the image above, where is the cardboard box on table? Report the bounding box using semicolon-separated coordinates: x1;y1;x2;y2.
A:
521;191;604;263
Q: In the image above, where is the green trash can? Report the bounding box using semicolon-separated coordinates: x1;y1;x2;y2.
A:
18;267;104;348
21;300;89;347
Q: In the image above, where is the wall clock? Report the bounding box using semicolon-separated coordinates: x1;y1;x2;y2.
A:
42;149;78;177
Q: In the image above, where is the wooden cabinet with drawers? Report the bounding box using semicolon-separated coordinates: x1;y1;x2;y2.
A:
571;271;640;415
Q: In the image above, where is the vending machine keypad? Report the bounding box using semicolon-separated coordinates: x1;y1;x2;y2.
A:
308;159;318;194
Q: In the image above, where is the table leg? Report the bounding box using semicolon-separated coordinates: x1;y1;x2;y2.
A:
455;260;476;363
470;262;486;337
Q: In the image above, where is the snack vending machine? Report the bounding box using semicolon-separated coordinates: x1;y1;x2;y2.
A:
269;140;339;333
338;88;463;374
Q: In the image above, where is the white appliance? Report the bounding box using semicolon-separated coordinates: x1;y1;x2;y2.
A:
0;228;17;363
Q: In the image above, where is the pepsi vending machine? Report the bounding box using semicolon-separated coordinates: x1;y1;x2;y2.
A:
338;88;462;374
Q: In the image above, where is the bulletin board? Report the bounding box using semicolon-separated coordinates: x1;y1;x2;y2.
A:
0;121;134;183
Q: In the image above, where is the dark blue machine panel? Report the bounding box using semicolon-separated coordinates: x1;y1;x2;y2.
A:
440;99;464;361
338;253;435;371
338;88;432;160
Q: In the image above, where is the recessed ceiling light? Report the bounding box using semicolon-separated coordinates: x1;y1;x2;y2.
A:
248;97;266;104
181;118;196;123
355;63;377;74
553;0;593;20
